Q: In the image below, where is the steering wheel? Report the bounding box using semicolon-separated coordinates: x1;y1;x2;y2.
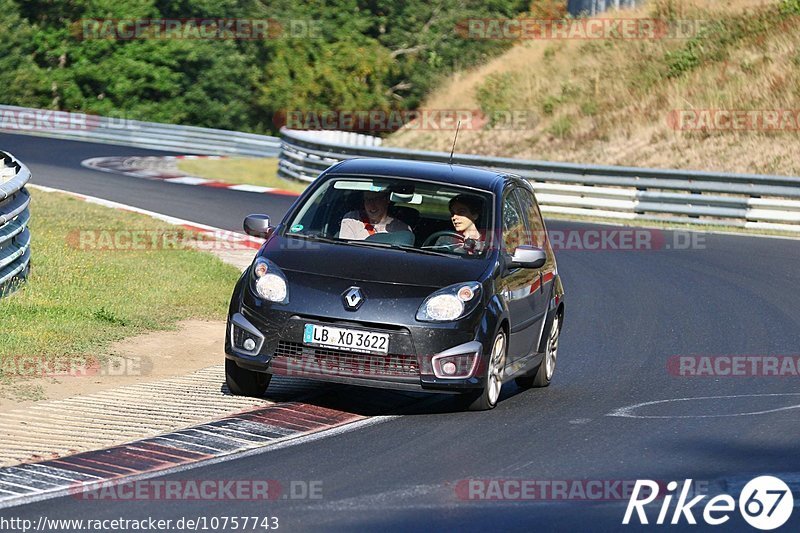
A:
422;230;464;248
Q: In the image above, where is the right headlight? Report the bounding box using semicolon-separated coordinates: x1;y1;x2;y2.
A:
416;282;481;322
250;258;289;304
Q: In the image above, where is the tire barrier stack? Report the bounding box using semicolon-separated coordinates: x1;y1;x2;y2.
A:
0;151;31;298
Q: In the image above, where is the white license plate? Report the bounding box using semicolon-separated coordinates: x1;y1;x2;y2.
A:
303;323;389;355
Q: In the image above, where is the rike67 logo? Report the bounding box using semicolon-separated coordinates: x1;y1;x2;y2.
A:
623;476;794;530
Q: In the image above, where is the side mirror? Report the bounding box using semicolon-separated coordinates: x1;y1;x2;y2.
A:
243;214;273;239
509;245;546;269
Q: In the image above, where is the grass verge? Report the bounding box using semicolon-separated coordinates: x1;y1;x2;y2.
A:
0;189;241;396
176;157;307;194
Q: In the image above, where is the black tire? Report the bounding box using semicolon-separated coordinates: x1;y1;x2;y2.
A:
462;330;507;411
225;358;271;397
515;312;561;389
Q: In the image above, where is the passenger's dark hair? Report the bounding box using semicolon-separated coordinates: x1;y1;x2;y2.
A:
449;194;482;216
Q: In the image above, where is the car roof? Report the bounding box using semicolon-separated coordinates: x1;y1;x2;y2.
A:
324;158;507;192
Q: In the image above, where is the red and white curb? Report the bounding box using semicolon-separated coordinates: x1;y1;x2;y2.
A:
0;399;373;508
81;155;300;196
0;366;426;509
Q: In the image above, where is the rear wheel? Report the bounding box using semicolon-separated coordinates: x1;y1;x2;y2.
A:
462;330;507;411
515;312;561;389
225;358;271;397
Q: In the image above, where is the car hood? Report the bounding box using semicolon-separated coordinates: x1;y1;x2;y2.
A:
261;235;491;288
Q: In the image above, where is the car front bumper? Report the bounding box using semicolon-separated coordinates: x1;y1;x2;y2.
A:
225;301;488;393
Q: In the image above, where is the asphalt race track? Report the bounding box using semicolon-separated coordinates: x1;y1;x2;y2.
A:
3;131;800;531
0;133;297;230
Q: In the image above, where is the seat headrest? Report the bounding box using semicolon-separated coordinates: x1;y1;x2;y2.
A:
390;205;420;228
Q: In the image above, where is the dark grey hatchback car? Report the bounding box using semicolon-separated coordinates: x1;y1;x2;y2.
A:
225;158;564;410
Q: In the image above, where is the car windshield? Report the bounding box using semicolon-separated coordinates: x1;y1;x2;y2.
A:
284;177;495;258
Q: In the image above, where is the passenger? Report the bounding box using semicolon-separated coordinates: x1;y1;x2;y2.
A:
434;194;485;254
339;190;411;240
449;194;483;241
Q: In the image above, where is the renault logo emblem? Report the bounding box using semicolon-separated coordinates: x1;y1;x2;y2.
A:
342;287;364;311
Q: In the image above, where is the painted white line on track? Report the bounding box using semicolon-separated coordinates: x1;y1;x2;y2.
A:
163;176;214;185
28;184;256;238
607;393;800;419
81;155;300;196
27;182;263;272
228;184;274;193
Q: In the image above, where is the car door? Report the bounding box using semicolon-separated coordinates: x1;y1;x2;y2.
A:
498;187;541;363
514;186;555;351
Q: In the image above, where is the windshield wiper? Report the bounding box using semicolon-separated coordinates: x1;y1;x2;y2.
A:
341;239;395;249
388;245;454;257
287;234;459;257
287;233;341;244
288;233;394;249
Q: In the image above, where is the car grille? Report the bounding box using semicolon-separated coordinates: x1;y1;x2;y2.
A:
271;341;419;378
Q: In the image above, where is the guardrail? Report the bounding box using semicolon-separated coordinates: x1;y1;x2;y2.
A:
0;104;280;157
278;128;800;233
568;0;639;16
0;151;31;297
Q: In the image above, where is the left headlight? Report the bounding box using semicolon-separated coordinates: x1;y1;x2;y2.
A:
250;258;289;304
416;282;481;322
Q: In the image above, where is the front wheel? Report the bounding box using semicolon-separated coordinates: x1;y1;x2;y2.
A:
462;330;507;411
516;313;561;389
225;358;271;397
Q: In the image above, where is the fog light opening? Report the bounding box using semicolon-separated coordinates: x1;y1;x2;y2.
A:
230;314;265;356
431;352;478;379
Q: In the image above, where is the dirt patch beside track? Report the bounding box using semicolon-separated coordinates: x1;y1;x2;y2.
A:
0;320;226;413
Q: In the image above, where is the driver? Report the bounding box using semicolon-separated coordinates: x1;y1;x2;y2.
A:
339;190;411;240
450;194;483;242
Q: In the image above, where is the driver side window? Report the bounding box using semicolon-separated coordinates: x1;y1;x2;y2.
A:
502;190;526;253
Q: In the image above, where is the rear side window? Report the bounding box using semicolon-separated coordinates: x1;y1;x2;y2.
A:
501;190;526;252
514;187;546;248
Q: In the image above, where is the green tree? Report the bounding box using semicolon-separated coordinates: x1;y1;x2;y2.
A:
1;0;530;133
